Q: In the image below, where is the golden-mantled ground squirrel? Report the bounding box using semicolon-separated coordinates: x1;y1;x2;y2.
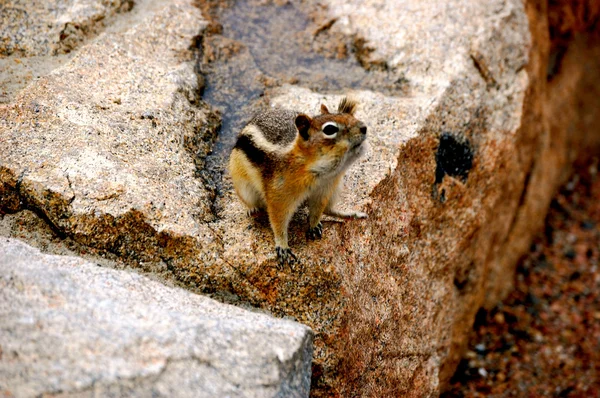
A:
228;97;368;266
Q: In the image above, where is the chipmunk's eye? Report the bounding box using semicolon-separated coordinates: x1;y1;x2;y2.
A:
322;122;339;138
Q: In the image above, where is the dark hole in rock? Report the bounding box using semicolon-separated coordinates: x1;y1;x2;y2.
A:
435;132;474;184
453;274;468;292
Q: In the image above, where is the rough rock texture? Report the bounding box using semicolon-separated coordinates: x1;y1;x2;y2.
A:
0;238;313;397
0;0;135;103
0;0;222;269
0;0;134;57
1;0;600;397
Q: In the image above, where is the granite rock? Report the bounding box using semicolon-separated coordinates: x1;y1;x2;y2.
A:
0;0;133;57
0;0;221;266
1;0;600;396
0;0;138;104
0;237;312;397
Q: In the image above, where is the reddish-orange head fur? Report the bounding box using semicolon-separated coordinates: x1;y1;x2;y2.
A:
293;97;367;177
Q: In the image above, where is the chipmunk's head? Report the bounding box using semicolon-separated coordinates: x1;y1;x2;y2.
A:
295;97;367;176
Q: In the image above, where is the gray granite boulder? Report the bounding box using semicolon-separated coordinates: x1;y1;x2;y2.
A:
0;237;312;397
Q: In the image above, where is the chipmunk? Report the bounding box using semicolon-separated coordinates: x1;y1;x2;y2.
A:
228;97;368;266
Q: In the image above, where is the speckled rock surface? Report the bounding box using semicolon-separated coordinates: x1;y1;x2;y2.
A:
0;237;313;397
0;0;136;103
0;0;134;57
2;0;600;396
0;0;221;263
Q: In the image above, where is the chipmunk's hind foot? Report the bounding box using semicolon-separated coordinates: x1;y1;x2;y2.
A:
276;246;298;269
306;222;323;240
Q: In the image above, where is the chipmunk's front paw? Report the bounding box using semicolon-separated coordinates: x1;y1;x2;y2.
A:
306;222;323;240
247;207;261;217
276;246;297;267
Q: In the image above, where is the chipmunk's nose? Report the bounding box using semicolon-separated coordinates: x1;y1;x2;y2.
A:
359;123;367;136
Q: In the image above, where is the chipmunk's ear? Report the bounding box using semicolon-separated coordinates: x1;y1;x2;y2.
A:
320;104;330;114
295;114;312;140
